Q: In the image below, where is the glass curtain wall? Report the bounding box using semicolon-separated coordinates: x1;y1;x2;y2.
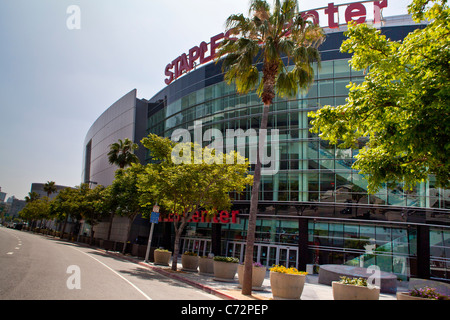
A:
147;59;448;209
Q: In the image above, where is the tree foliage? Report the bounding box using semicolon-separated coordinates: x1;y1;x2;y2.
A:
19;197;51;223
107;138;139;169
43;181;57;198
76;184;109;238
108;163;149;251
138;134;253;271
309;0;449;193
216;0;324;295
217;0;324;104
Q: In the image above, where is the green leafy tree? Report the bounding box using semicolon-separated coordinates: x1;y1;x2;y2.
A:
49;187;81;237
138;134;252;271
109;163;148;253
309;0;450;193
216;0;324;294
77;184;110;244
19;197;51;228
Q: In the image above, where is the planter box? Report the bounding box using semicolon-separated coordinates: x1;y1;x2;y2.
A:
396;292;434;301
198;257;214;275
318;264;397;294
154;250;172;266
181;254;199;272
213;261;238;282
270;271;306;300
332;282;380;300
238;265;266;290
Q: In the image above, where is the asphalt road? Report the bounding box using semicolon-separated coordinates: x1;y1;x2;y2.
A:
0;226;220;300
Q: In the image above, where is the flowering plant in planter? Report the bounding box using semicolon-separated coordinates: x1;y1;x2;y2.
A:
238;262;266;289
338;276;368;287
240;262;264;267
183;251;198;256
199;255;214;275
181;251;199;271
269;265;308;299
213;256;239;263
153;248;172;266
333;276;379;300
213;256;239;281
270;265;308;275
409;287;449;300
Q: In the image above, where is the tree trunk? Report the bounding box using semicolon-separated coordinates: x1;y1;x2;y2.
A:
122;214;138;254
172;218;188;271
61;215;68;239
90;228;95;246
242;103;271;296
107;213;114;240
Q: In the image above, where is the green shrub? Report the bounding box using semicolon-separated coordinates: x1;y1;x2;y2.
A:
213;256;239;263
338;276;368;287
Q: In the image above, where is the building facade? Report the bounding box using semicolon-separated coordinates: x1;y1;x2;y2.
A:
82;89;149;241
83;15;449;281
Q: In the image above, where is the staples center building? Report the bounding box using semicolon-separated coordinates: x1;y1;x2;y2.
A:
82;3;450;282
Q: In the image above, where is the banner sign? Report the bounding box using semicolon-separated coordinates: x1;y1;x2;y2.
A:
164;0;388;85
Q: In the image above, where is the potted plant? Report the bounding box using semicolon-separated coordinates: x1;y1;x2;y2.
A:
198;255;214;275
238;262;266;290
270;265;308;300
181;251;199;272
397;287;449;300
213;256;239;282
153;248;172;266
332;276;380;300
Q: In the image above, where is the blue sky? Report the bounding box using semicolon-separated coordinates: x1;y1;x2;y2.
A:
0;0;412;199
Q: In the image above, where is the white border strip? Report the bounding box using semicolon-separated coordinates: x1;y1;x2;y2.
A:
71;247;152;300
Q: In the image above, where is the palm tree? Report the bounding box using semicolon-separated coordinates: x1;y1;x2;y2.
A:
106;138;139;241
216;0;324;295
25;191;40;203
107;138;139;169
43;181;57;198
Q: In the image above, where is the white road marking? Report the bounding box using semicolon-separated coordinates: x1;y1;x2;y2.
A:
70;247;152;300
6;252;13;255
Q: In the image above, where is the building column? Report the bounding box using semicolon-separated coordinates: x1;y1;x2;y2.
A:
211;223;222;256
416;224;430;279
298;218;309;272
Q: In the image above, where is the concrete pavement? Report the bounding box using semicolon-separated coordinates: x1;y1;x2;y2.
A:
0;227;219;300
4;227;408;300
103;249;407;300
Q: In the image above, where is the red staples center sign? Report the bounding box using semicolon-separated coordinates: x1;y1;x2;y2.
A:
164;0;388;85
161;210;240;224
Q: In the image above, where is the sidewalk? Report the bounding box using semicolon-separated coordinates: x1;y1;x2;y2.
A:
105;250;405;300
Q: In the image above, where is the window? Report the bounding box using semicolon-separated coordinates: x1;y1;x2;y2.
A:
334;60;350;78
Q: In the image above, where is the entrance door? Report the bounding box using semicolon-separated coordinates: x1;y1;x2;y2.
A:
255;244;298;268
278;246;298;268
226;242;299;269
227;242;245;261
182;238;211;256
